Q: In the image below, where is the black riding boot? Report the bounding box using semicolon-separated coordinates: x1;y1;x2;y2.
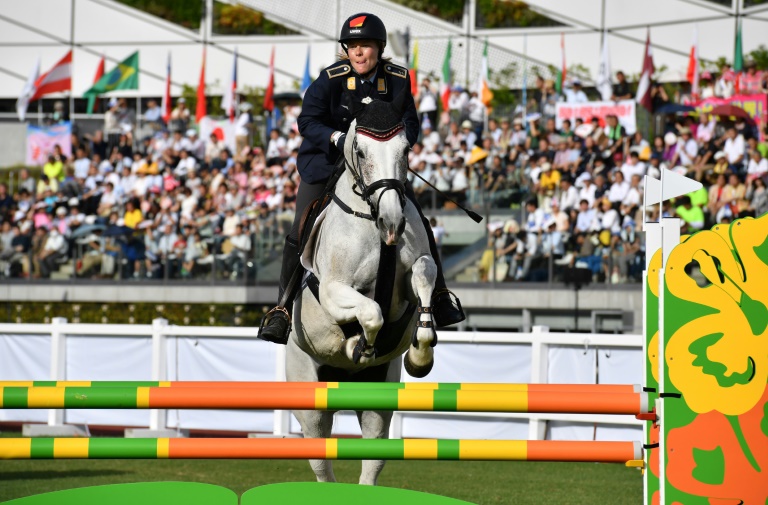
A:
258;236;302;345
421;216;465;327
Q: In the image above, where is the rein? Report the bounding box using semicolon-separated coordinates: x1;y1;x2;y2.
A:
332;122;407;227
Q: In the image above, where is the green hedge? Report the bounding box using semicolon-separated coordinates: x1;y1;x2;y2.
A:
0;302;271;327
390;0;562;27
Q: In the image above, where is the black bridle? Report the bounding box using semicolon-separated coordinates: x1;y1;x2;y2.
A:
331;123;407;227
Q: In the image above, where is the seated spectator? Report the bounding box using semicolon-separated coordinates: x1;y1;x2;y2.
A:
746;176;768;217
675;195;705;232
37;227;67;278
746;149;768;184
169;98;190;132
607;171;630;205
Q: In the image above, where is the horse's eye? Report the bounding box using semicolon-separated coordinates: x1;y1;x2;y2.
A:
357;148;366;158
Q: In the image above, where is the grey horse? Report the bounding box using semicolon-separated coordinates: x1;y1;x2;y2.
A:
287;96;438;485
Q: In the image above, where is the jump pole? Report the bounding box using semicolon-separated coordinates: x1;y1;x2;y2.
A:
0;438;642;464
0;386;649;415
0;381;639;394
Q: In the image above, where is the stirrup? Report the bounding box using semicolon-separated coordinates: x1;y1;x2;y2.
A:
411;300;437;349
431;288;465;327
257;306;291;344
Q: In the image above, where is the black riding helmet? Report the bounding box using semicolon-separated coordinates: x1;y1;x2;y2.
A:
338;13;387;57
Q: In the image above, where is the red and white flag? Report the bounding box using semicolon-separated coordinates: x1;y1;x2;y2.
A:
30;50;72;102
221;47;238;122
161;52;172;123
196;48;207;122
635;29;655;112
686;25;699;99
263;46;275;113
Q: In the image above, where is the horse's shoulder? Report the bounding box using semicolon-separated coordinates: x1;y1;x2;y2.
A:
382;62;408;79
325;60;352;80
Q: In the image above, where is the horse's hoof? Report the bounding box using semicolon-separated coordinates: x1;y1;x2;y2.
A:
404;351;433;378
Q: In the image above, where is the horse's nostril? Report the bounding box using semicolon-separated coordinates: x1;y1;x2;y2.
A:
397;217;406;236
377;217;385;230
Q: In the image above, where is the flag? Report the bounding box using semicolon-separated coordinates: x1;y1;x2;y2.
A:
83;51;139;99
87;54;106;114
686;25;699;99
475;39;493;107
635;28;654;112
440;39;452;111
161;52;172;123
221;47;237;121
263;46;275;113
300;46;311;97
733;19;743;93
409;39;419;97
596;32;612;101
16;57;40;121
30;50;72;102
196;48;207;121
555;33;566;94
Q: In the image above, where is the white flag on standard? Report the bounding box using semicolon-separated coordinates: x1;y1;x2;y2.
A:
16;57;40;121
596;32;612;101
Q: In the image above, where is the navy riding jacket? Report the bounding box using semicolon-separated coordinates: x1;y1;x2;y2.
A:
297;59;419;184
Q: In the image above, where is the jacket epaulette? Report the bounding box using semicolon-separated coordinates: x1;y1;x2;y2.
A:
383;63;408;79
326;62;351;79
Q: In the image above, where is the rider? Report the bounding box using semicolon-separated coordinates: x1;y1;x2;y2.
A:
258;12;465;344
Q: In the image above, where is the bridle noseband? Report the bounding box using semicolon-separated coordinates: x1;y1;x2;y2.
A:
331;122;407;226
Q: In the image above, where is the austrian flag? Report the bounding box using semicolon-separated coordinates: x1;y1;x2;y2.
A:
30;50;72;102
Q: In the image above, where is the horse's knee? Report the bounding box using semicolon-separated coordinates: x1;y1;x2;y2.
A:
357;302;384;333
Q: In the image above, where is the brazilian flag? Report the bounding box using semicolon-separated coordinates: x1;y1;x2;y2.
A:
84;51;139;113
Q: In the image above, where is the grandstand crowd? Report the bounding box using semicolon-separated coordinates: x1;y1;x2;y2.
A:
1;68;766;284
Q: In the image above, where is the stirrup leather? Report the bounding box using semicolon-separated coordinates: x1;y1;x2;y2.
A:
411;300;437;349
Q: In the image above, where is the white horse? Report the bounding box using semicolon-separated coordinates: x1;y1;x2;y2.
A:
287;95;438;485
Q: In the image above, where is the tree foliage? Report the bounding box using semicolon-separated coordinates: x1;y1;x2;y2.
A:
116;0;296;35
391;0;562;28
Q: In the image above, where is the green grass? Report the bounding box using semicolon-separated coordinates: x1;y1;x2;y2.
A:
0;435;642;505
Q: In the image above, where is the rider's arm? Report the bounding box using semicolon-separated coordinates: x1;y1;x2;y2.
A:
297;73;337;157
403;73;419;147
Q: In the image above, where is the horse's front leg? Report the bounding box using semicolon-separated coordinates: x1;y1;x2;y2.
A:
320;280;383;364
405;255;438;378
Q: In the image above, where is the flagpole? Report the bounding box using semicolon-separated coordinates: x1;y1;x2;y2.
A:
522;34;527;130
69;0;76;123
38;100;43;127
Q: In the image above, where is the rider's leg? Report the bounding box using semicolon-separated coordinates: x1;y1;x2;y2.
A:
404;184;466;327
258;180;327;344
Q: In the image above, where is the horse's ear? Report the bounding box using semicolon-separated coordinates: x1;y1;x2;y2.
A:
391;87;408;116
341;92;366;118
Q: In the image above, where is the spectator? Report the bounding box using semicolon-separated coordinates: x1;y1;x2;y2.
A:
38;227;67;278
417;78;438;131
723;127;746;172
169;97;190;132
144;99;163;130
612;71;633;101
564;79;588;104
235;103;253;155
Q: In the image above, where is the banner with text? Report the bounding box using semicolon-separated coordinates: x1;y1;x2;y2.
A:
26;122;72;166
555;100;637;134
693;93;766;140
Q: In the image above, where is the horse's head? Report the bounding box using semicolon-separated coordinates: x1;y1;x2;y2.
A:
343;91;409;246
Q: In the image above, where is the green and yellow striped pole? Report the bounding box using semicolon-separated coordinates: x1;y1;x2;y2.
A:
0;438;642;463
0;386;649;415
0;381;638;394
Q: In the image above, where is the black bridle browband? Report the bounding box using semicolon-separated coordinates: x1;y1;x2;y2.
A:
332;123;407;226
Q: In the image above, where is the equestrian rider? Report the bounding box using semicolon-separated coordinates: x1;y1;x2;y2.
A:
258;12;465;344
